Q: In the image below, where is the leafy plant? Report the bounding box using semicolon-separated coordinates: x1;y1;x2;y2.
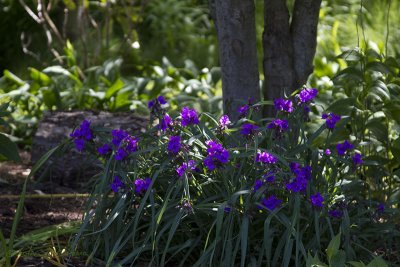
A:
64;89;397;266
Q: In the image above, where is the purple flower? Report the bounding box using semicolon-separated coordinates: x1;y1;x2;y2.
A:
267;119;289;132
115;147;127;161
325;149;331;155
293;165;312;180
261;195;282;210
176;160;197;177
148;95;167;110
148;100;155;109
285;177;308;193
98;144;112;156
70;120;93;151
328;209;343;218
263;174;275;183
238;105;249;116
274;98;293;113
125;136;138;152
204;140;229;170
255;151;277;164
377;203;385;213
111;129;129;147
134;177;151;194
253;179;263;191
219;115;231;127
74;139;85;152
290;162;301;173
168;136;181;154
322;113;341;130
181;107;199;127
336;140;354;156
310;192;324;207
159;114;173;131
352;153;363;165
298;88;318;103
157;95;167;105
241;123;258;136
111;176;123;193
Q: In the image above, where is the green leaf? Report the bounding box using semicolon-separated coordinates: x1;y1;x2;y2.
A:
330;250;346;267
366;62;391;74
326;97;355;115
105;78;125;99
369;80;390;102
348;261;367;267
366;257;388;267
41;87;61;109
366;118;388;142
326;232;341;263
29;67;51;85
3;70;25;86
0;133;21;162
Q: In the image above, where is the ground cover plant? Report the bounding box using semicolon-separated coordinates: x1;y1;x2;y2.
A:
62;89;399;266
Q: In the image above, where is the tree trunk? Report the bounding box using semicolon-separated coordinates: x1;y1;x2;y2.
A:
214;0;260;120
263;0;322;117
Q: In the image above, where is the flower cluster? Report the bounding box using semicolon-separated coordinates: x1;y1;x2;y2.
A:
148;96;167;110
159;114;173;131
168;136;182;154
238;105;249;117
134;177;151;194
298;88;318;103
336;140;353;156
274;98;293;113
255;151;277;164
267;119;289;133
286;164;312;193
181;107;199;127
111;176;123;193
70;120;93;151
310;192;324;207
241;123;258;136
219;115;231;127
176;160;197;177
203;140;229;170
261;195;282;210
322;113;341;130
98;143;112;156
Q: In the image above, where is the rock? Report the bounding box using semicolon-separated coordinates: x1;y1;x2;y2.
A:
31;111;148;188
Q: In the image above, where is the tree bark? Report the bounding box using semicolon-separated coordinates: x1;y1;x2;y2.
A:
214;0;260;120
263;0;322;117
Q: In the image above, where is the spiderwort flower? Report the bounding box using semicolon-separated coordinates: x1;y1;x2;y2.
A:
111;129;129;147
241;123;258;136
267;119;289;133
111;176;123;193
325;149;331;155
262;195;282;210
298;88;318;103
168;136;181;154
253;179;263;191
377;203;385;213
115;147;127;161
352;153;363;165
180;107;199;127
70;120;93;151
238;105;249;116
285;176;308;193
148;95;167;110
255;151;277;164
274;98;293;113
336;140;354;156
159;114;173;131
328;209;343;218
176;160;197;177
134;177;151;194
322;113;341;130
310;192;324;207
219;115;231;127
98;143;112;156
203;140;229;171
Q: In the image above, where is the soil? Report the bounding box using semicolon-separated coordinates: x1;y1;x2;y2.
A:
0;151;88;266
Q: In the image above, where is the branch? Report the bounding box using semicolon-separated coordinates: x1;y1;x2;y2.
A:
290;0;322;87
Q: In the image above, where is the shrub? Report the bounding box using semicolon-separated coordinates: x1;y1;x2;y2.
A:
68;89;397;266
